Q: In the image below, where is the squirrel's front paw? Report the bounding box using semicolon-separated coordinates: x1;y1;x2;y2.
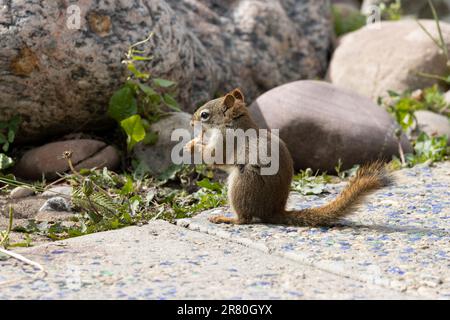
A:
184;137;204;154
183;139;196;154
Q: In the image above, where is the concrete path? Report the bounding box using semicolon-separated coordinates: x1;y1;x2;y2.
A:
1;162;449;299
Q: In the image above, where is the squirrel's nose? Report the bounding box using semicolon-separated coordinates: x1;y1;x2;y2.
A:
190;120;194;127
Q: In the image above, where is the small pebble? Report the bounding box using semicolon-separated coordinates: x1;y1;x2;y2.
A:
10;186;34;199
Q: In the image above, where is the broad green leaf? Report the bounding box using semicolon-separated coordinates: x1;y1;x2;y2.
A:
197;178;223;192
7;129;15;143
137;83;157;97
149;94;162;105
108;86;138;122
120;115;146;151
153;78;176;88
163;94;181;111
120;176;134;195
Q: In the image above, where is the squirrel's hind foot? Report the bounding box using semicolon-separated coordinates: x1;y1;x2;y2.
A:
208;215;250;224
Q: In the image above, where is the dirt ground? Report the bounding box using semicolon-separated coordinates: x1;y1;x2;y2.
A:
0;194;65;247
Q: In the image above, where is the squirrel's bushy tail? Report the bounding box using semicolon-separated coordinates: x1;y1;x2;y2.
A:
278;161;392;227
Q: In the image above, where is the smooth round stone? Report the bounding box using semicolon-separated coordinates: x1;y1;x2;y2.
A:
249;80;413;172
329;20;450;101
13;139;120;180
10;186;34;199
415;110;450;145
133;112;193;176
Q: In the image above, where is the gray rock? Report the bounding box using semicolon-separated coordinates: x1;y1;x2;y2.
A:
39;196;72;213
10;186;34;199
134;112;193;175
13;139;120;181
329;20;450;101
42;185;73;199
249;80;412;172
0;0;332;142
414;110;450;145
166;0;333;100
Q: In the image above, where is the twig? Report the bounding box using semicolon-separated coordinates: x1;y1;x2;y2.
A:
428;0;449;61
398;140;406;167
416;19;442;50
129;32;154;50
0;176;45;193
415;71;448;82
0;206;13;247
0;247;47;287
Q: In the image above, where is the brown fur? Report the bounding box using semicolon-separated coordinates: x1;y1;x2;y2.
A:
187;89;392;227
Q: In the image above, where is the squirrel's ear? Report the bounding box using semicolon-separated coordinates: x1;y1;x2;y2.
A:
223;94;236;110
231;88;244;102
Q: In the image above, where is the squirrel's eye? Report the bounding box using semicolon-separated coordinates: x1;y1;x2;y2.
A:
200;110;210;121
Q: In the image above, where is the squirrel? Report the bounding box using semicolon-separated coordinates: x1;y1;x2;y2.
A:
185;88;392;226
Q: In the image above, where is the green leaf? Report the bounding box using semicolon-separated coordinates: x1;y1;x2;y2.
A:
140;118;151;130
2;142;9;153
108;86;138;122
387;90;400;97
127;63;150;80
137;83;157;97
157;164;183;182
120;115;146;151
197;178;223;192
0;153;14;170
7;129;15;143
8;115;21;132
120;176;134;195
153;78;176;88
445;75;450;84
163;94;181;111
0;133;6;144
132;55;153;61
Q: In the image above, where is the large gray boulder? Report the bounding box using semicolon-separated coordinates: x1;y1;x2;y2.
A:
329;20;450;101
0;0;332;142
249;80;413;172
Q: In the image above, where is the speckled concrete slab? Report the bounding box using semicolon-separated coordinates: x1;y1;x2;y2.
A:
177;162;450;299
0;221;408;299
